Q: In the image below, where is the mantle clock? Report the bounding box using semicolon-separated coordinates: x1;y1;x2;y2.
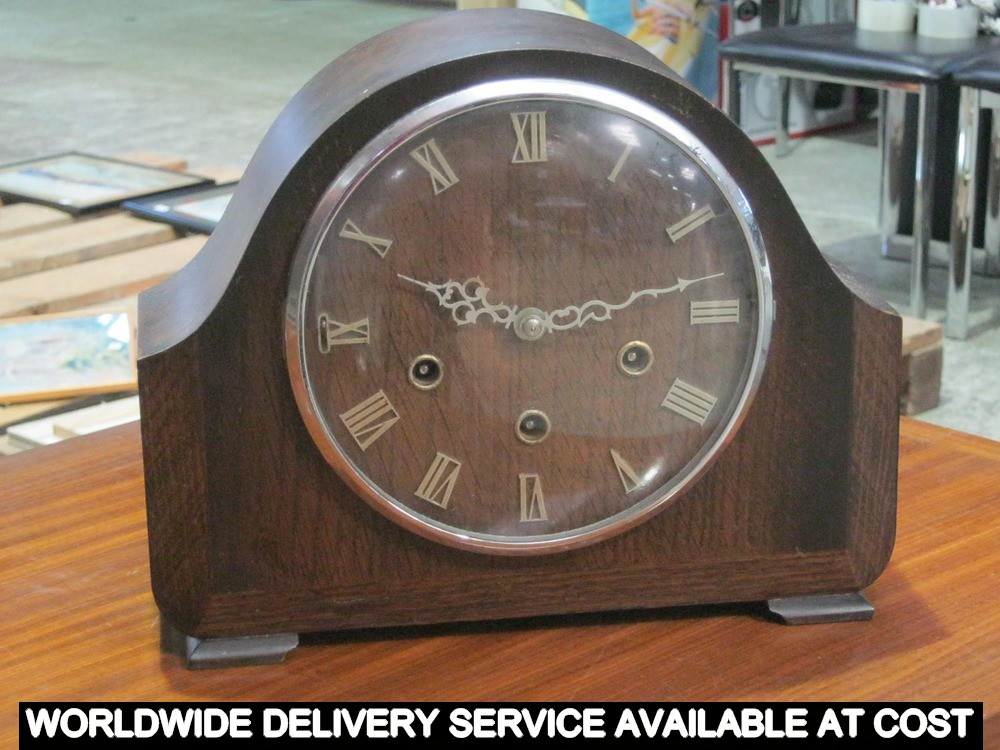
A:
138;9;899;668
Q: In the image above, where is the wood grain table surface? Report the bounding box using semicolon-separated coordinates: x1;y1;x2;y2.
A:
2;418;997;745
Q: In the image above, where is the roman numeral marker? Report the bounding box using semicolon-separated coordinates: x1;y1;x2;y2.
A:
511;111;548;164
662;379;718;425
690;300;740;325
410;138;459;194
519;474;548;522
611;449;642;493
339;390;400;451
339;219;392;258
415;452;462;510
607;143;635;183
666;205;716;243
318;315;369;352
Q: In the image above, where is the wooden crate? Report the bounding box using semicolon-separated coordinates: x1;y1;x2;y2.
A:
900;315;943;416
0;153;241;452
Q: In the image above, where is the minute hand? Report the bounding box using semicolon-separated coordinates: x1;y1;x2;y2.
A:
541;272;724;332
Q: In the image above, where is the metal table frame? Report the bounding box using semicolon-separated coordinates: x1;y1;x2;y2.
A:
722;60;938;320
949;85;1000;338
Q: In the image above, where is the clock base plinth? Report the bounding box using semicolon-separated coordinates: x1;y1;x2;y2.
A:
766;593;875;625
160;620;298;670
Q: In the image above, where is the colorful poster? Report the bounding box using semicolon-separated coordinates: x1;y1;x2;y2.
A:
584;0;721;103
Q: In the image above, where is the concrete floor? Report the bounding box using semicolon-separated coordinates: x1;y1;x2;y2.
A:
0;1;447;168
1;0;997;441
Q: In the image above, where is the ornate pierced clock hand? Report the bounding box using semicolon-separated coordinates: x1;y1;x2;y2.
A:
539;273;725;332
399;272;724;337
397;274;520;327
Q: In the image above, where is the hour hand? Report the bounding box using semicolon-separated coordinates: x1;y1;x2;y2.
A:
398;274;519;328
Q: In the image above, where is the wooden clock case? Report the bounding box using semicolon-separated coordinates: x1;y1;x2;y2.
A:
138;9;899;668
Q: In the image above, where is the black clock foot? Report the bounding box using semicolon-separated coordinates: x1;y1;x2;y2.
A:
160;619;299;669
766;592;874;625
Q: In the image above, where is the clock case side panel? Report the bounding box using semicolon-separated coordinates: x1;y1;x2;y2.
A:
837;261;900;586
699;115;900;597
138;9;898;638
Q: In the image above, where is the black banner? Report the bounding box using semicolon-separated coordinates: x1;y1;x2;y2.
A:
19;702;983;745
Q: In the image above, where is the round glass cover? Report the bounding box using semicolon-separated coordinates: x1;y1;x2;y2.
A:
286;78;772;554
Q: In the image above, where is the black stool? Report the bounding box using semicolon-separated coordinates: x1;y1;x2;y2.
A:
721;22;1000;320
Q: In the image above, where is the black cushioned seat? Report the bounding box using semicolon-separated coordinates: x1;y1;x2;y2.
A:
952;50;1000;93
720;23;1000;325
719;22;1000;83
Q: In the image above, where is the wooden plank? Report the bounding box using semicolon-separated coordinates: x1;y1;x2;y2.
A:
0;213;177;281
5;396;140;449
0;203;74;241
73;295;138;319
901;343;943;416
190;165;243;184
51;395;140;439
113;151;188;172
901;314;943;355
0;434;20;456
0;235;204;318
0;399;72;429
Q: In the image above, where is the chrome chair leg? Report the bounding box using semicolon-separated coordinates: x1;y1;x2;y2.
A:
948;86;979;339
911;83;938;319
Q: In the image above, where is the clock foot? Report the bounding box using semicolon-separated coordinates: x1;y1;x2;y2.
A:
766;592;874;625
160;619;299;669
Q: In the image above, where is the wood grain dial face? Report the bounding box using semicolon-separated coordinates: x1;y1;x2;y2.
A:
286;79;772;554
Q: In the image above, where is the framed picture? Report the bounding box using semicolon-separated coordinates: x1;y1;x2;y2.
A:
0;152;212;214
0;309;137;403
123;181;236;234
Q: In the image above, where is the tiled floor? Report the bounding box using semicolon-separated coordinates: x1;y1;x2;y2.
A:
1;0;997;440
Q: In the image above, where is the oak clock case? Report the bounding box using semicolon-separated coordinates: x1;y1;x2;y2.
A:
137;9;900;669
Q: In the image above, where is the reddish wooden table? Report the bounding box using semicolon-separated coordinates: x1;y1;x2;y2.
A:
2;419;997;744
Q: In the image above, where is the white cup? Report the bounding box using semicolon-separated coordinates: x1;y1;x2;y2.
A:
857;0;917;33
917;4;981;39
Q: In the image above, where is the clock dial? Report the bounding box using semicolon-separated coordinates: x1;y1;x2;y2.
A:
286;78;772;554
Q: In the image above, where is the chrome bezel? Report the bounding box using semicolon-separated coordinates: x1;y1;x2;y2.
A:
285;77;774;555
